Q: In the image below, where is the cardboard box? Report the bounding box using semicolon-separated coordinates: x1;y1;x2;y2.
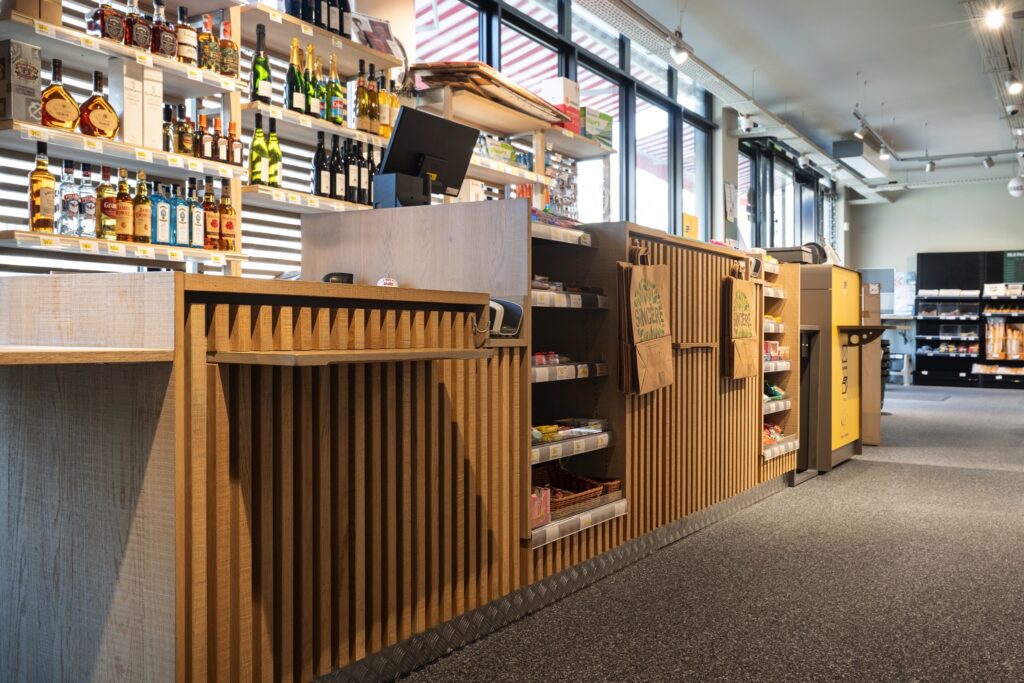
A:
142;67;163;150
0;39;41;123
0;0;42;20
554;104;580;134
580;106;613;147
107;58;143;145
38;0;60;23
540;77;579;108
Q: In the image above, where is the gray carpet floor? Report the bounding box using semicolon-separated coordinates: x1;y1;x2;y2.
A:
407;386;1024;682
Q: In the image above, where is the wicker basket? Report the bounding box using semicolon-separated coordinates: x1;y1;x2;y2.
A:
589;476;622;495
532;465;603;514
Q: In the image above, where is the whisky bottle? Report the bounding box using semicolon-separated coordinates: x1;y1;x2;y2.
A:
162;104;175;152
202;176;220;249
175;104;194;156
172;185;190;246
133;170;152;243
79;71;120;140
80;164;97;237
28;142;56;233
250;24;272;103
214;116;229;163
330;133;344;200
218;182;237;252
115;168;134;241
96;166;117;240
124;0;153;51
355;59;370;132
197;14;219;71
229;121;243;166
248;113;269;185
176;6;198;65
41;59;80;131
312;131;329;197
187;178;204;248
197;114;213;159
150;183;172;245
327;54;345;125
367;64;379;135
267;118;282;188
56;160;80;235
150;0;177;58
285;38;305;113
219;20;239;78
304;44;320;118
89;0;125;42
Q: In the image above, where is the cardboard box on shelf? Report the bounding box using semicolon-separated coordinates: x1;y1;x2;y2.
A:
0;39;41;123
554;103;580;134
38;0;60;23
581;106;613;147
142;67;163;151
107;58;143;145
0;0;42;20
540;77;579;108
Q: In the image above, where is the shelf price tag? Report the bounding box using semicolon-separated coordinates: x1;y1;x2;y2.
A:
301;23;313;36
996;375;1003;380
80;36;97;49
167;155;184;168
135;149;153;163
220;78;236;92
305;195;319;208
135;52;154;67
167;248;185;261
573;438;587;454
569;294;582;308
271;189;285;202
82;137;103;153
78;240;98;253
209;252;226;265
287;192;302;205
268;9;283;22
596;433;610;448
107;242;125;255
187;158;203;172
534;291;551;306
34;21;56;37
218;165;231;178
548;443;562;459
555;365;573;380
24;127;46;141
575;364;589;379
135;246;155;259
530;448;540;464
39;235;60;249
298;115;312;128
186;67;202;82
268;106;283;119
331;37;344;49
580;512;593;529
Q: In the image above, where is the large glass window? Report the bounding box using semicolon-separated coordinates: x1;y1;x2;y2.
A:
414;0;480;63
630;43;669;95
503;0;557;26
501;24;559;93
635;98;670;230
677;71;706;117
772;161;797;247
577;64;620;223
682;121;707;238
571;4;619;66
736;152;754;248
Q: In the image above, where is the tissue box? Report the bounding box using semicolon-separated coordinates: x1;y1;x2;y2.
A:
581;106;613;147
0;39;41;123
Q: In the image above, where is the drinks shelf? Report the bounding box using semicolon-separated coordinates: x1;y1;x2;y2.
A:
763;398;791;415
0;12;245;98
240;184;370;213
0;230;244;267
763;434;799;461
467;155;552;187
763;320;785;334
764;286;785;299
530;361;608;384
763;360;791;373
530;221;592;246
916;335;979;342
0;121;244;182
239;102;388;147
530;432;612;466
530;496;627;549
239;3;402;78
530;290;610;309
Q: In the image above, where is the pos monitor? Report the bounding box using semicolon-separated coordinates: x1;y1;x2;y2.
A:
374;107;479;208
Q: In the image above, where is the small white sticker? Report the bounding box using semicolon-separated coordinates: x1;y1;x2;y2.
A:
218;165;231;177
209;252;227;264
167;155;184;168
186;67;202;81
135;149;153;162
80;36;97;49
135;246;155;258
220;78;236;92
187;158;203;172
268;106;283;119
555;365;572;380
569;294;582;308
548;443;562;458
167;248;185;261
272;189;285;202
580;512;593;529
299;115;312;128
331;37;344;49
287;192;302;205
596;433;610;448
135;52;154;67
301;24;313;36
25;127;46;141
107;242;125;255
268;10;282;22
305;195;319;208
83;138;102;153
39;235;60;248
79;240;98;253
535;291;552;306
34;21;56;37
573;438;586;454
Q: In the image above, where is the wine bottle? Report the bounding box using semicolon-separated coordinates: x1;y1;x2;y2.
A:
28;143;56;233
197;14;219;71
219;20;239;77
367;64;379;135
327;54;345;125
340;0;352;38
41;59;80;131
202;176;219;249
176;6;198;65
248;113;269;186
344;139;359;203
123;0;152;51
327;0;340;34
285;38;305;114
97;166;117;240
366;144;376;207
175;104;194;155
355;142;368;205
219;182;237;252
78;70;119;140
302;0;315;24
377;76;391;138
330;134;345;200
56;160;80;235
79;164;97;237
267;118;282;188
115;168;133;241
187;178;204;248
304;44;321;118
151;182;172;245
133;170;152;244
312;131;329;197
355;59;370;132
316;0;327;30
250;23;272;103
150;0;177;58
285;0;301;19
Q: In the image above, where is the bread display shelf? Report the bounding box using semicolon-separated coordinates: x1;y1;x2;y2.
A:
763;398;791;416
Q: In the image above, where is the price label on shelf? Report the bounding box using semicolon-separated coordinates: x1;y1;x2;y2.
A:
34;21;56;37
305;195;319;208
534;291;552;306
82;138;102;153
220;78;236;92
78;240;98;253
576;364;589;379
555;365;573;381
569;294;582;308
186;67;202;82
331;37;344;49
579;512;593;529
80;36;97;49
167;248;185;262
268;106;283;119
301;23;313;36
218;165;231;178
530;448;540;464
135;52;154;67
298;115;312;128
287;192;302;205
187;158;204;172
24;127;46;141
135;149;153;163
573;438;587;454
548;443;562;459
268;9;283;22
39;235;60;249
135;246;155;259
167;155;184;168
271;189;285;202
596;433;610;448
209;252;226;265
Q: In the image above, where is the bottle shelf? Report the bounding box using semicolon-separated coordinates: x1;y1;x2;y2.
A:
982;311;1024;318
764;286;785;299
531;361;608;384
530;496;627;549
467;154;552;187
0;230;244;267
240;184;370;213
0;12;245;99
762;398;791;415
530;431;612;466
0;120;244;182
530;290;609;309
239;3;402;78
763;360;791;373
763;434;799;461
239;102;388;148
984;294;1024;300
530;221;592;246
763;320;785;334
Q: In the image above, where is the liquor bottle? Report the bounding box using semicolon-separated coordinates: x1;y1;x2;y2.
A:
42;59;80;131
285;0;301;19
132;171;152;243
124;0;153;51
162;104;175;151
115;168;134;241
248;113;269;186
330;134;345;200
28;143;56;233
56;160;80;235
89;0;126;42
250;24;272;103
344;139;359;203
377;76;391;138
218;182;237;252
214;117;229;163
150;0;177;58
202;176;219;249
175;104;195;156
312;131;329;197
219;20;239;78
355;59;370;132
78;71;120;140
355;141;368;205
97;166;117;240
79;164;97;237
316;0;326;30
176;7;198;65
197;14;219;71
195;113;212;159
315;57;328;119
285;38;305;114
327;54;345;125
389;79;401;132
267;118;282;188
367;64;379;135
151;183;172;244
229;121;243;166
340;0;352;38
173;185;190;246
327;0;340;34
301;0;315;24
304;44;320;118
366;144;376;207
187;178;204;248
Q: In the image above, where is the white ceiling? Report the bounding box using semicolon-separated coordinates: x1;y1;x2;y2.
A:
633;0;1020;173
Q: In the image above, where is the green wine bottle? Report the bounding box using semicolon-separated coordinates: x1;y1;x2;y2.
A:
284;38;305;113
327;54;345;125
250;23;272;104
267;118;282;188
248;113;269;186
304;44;320;119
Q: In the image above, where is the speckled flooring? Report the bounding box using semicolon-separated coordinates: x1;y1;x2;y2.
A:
406;386;1024;682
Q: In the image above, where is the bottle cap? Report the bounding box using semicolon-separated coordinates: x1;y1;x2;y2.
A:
36;141;47;155
164;104;174;122
178;6;188;21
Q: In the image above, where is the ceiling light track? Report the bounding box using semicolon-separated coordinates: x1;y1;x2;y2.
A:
851;109;903;163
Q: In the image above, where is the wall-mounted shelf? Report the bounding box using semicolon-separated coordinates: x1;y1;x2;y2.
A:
240;102;388;148
530;497;627;549
530;290;609;309
240;185;370;213
763;435;799;461
838;325;888;346
419;88;550;136
916;335;979;342
764;286;786;299
0;345;174;365
763;398;791;415
763;360;791;373
531;222;592;246
468;154;552;187
530;432;612;465
531;361;608;383
763;320;785;334
0;230;243;268
207;347;493;366
517;126;614;160
763;261;781;275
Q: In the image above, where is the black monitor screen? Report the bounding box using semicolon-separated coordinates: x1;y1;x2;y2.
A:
379;107;479;197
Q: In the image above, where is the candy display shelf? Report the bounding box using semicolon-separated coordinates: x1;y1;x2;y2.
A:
763;398;791;416
763;434;799;461
763;360;791;373
761;261;800;475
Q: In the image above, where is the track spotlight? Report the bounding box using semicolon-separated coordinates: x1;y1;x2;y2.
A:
985;8;1006;29
854;124;868;140
925;160;936;173
669;30;691;65
879;145;891;161
1006;77;1023;95
983;156;995;169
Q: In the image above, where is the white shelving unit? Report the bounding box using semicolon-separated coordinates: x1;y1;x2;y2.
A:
240;185;370;214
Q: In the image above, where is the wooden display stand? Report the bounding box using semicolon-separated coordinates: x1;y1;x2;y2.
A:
760;262;802;481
